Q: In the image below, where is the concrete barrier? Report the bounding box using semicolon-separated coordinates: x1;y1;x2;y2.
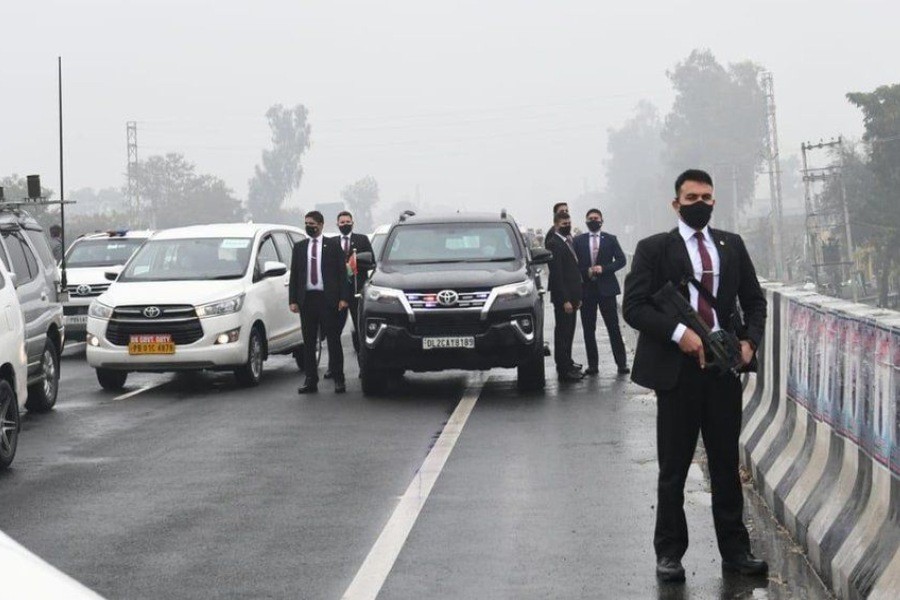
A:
740;283;900;600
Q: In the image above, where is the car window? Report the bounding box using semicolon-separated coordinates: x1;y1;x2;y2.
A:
383;223;520;264
21;236;39;278
256;236;279;275
119;238;253;282
2;232;36;284
65;238;145;268
0;240;10;272
272;232;294;268
25;230;57;269
288;231;305;245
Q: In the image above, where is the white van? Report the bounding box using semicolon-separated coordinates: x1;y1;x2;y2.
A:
0;259;29;469
86;223;308;390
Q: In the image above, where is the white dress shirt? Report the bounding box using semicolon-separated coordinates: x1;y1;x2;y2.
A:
671;219;721;344
306;235;325;292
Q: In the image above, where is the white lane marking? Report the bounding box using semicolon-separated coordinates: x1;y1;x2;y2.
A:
113;383;163;401
342;375;486;600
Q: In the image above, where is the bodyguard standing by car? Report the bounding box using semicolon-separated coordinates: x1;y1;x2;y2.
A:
289;211;351;394
622;169;767;583
546;211;583;381
574;209;629;376
335;211;373;354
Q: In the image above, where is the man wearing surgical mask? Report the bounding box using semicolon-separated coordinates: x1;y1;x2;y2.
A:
335;210;373;357
623;169;768;583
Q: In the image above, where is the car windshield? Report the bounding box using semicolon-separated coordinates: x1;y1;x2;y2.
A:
370;233;388;259
383;223;520;264
65;238;146;268
119;237;253;282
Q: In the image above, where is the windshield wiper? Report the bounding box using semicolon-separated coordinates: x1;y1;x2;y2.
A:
466;257;518;263
398;259;465;265
210;274;243;280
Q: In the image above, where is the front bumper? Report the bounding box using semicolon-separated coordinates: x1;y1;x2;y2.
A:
85;313;248;372
63;300;91;339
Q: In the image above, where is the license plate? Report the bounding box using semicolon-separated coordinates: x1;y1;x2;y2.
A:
128;334;176;355
423;336;475;350
64;315;88;326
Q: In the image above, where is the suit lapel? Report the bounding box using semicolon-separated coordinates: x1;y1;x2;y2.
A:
667;229;693;281
709;228;729;279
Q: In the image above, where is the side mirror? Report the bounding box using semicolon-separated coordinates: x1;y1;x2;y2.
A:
530;248;553;265
262;261;288;278
104;266;124;282
356;251;375;270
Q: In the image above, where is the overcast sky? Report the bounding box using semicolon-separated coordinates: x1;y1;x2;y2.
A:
1;0;897;227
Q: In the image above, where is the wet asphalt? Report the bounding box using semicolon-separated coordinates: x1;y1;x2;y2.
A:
0;316;832;599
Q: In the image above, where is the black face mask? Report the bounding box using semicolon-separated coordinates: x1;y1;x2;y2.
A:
338;224;353;236
305;225;320;237
585;220;602;233
678;202;713;230
557;225;572;237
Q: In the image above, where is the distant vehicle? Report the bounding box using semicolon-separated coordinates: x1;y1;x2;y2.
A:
368;223;392;260
86;223;310;390
0;259;28;469
62;230;153;342
0;208;64;412
356;211;552;395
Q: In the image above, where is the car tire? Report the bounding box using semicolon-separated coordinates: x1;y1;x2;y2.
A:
234;326;265;387
517;342;546;392
0;380;19;469
96;368;128;392
26;340;60;412
360;347;388;396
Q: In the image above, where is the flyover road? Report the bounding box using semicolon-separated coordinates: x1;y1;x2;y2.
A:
1;322;832;599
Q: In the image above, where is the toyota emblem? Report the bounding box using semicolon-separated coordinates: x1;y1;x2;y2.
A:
143;306;162;319
437;290;459;307
75;284;91;296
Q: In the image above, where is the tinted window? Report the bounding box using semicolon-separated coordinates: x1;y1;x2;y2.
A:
272;232;294;268
65;238;145;268
2;232;35;284
25;230;57;268
120;238;253;282
256;236;279;275
21;237;39;278
383;223;521;264
0;241;10;272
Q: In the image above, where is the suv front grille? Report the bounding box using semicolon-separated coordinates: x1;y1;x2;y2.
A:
406;289;491;310
105;305;204;346
66;283;110;298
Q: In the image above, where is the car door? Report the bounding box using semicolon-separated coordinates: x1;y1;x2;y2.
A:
0;231;45;371
272;231;302;348
253;234;290;351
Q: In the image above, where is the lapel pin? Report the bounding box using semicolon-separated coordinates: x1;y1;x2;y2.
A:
719;240;725;246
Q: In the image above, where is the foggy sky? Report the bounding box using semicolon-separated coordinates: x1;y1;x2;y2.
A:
2;0;897;229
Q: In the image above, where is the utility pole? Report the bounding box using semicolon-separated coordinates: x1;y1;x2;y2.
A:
761;71;785;280
126;121;140;224
801;138;856;300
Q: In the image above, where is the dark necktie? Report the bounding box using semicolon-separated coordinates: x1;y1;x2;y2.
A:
694;231;714;329
591;234;599;265
311;239;319;286
343;236;350;256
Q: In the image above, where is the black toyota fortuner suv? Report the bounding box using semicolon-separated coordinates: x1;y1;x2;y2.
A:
356;211;552;395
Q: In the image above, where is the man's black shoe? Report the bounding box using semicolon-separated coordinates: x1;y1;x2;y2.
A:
656;557;686;583
324;371;333;380
335;381;346;394
297;382;318;394
585;366;600;376
722;553;769;577
573;362;583;370
617;367;631;375
558;368;583;382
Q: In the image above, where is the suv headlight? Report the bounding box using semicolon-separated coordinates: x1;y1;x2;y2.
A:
196;294;245;318
366;285;404;306
88;301;114;320
494;280;535;304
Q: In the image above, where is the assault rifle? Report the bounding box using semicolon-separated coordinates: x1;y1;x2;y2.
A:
652;281;745;377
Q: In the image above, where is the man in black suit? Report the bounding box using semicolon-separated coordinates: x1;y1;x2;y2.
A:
574;209;629;375
334;210;373;355
545;210;584;381
623;169;768;582
544;202;568;249
289;211;351;394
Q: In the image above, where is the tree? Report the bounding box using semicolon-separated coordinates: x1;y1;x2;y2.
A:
604;101;668;251
247;104;311;222
661;49;768;230
0;174;56;231
137;153;243;228
845;84;900;306
341;176;379;233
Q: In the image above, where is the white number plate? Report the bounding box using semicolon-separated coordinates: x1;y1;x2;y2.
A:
423;336;475;350
64;315;88;326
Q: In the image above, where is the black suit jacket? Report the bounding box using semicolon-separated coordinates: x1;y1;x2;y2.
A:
622;227;766;391
289;236;352;309
546;233;584;306
337;232;374;293
574;231;627;297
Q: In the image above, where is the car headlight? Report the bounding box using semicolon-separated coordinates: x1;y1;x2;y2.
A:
494;280;535;303
366;285;404;306
88;301;114;320
195;294;245;318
